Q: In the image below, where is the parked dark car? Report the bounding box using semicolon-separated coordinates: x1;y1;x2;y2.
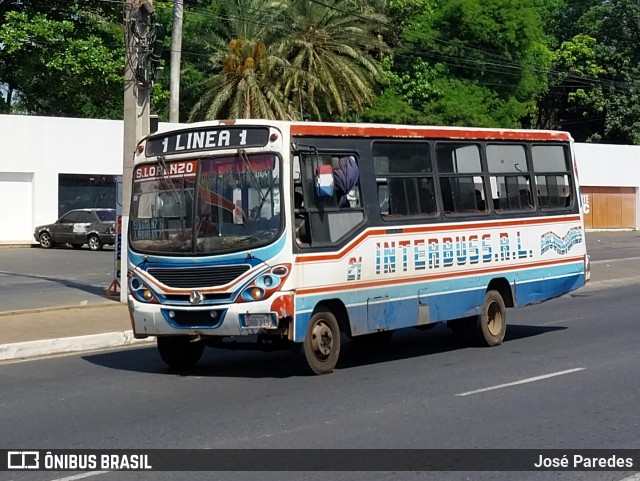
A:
34;208;116;251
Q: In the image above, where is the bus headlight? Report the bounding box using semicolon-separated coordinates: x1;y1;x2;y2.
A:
128;274;158;303
235;264;291;303
256;274;279;289
242;286;265;301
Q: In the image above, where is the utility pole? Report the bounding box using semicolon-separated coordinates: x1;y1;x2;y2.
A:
169;0;183;123
120;0;154;302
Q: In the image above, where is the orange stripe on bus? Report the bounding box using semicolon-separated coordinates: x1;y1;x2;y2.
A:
290;124;572;142
296;256;583;296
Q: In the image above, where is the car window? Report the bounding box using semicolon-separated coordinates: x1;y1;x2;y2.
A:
95;210;115;222
59;211;80;223
76;211;96;223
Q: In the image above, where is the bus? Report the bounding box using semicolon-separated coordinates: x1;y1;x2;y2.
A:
127;120;590;374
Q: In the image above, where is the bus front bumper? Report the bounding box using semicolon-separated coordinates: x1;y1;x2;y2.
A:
128;296;292;338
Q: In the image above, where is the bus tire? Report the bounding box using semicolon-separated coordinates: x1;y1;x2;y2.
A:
474;290;507;346
157;336;204;369
302;309;341;375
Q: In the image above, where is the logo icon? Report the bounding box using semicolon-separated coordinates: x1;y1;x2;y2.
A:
8;451;39;469
189;290;204;305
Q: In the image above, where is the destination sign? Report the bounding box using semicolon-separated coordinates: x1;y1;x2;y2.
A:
145;127;270;157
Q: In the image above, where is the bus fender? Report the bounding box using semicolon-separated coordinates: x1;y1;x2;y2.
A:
270;293;295;318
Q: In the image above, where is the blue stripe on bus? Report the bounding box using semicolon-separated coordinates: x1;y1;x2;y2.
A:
128;232;287;267
293;263;584;342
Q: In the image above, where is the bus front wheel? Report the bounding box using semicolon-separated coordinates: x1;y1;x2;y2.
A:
302;310;341;375
474;290;506;346
157;336;204;369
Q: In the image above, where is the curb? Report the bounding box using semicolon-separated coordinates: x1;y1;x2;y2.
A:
0;331;153;361
0;300;122;317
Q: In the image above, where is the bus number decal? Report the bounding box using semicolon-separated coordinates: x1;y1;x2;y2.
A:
347;257;363;281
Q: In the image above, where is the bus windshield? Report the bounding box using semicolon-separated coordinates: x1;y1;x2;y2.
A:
129;153;282;255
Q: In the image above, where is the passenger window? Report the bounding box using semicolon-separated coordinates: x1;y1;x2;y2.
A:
294;152;364;246
486;144;534;212
532;145;573;209
436;143;487;215
373;141;436;219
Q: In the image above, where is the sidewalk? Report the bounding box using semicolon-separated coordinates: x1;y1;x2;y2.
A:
1;253;640;362
0;303;152;361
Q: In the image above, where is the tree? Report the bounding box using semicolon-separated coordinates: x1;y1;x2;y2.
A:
536;0;640;143
187;0;389;121
367;0;553;128
274;0;389;120
187;0;290;120
0;1;123;118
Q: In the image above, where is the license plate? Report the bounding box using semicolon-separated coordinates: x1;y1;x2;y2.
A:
243;314;276;328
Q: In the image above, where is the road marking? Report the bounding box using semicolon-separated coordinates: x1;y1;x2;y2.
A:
455;368;585;397
51;472;108;481
618;474;640;481
591;256;640;265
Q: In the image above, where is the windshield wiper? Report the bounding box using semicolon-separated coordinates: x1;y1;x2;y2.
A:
157;156;182;205
239;149;267;206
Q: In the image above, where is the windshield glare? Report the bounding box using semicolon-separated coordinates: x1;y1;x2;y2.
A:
129;154;281;254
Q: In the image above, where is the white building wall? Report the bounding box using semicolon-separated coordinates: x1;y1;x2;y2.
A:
574;143;640;187
1;114;640;244
573;142;640;229
0;114;124;244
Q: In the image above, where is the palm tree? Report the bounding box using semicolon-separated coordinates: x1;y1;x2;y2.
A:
189;0;291;121
275;0;390;120
190;0;389;121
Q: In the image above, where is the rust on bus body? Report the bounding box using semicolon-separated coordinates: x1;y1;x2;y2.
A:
290;123;571;142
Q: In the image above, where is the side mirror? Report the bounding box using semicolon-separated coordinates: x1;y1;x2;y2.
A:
293;156;301;182
315;165;334;198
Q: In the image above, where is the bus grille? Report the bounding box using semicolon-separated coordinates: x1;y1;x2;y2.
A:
147;265;251;289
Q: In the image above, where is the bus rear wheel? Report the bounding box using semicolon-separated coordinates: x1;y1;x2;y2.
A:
302;310;341;375
157;336;204;369
473;290;507;346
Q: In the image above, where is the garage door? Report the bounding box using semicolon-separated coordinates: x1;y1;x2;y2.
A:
0;173;34;243
581;186;637;229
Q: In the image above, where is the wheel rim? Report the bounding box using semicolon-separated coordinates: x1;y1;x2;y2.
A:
310;320;333;361
89;236;98;249
40;233;51;247
486;301;503;337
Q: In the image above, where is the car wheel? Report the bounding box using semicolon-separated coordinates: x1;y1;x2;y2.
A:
88;234;103;251
39;232;54;249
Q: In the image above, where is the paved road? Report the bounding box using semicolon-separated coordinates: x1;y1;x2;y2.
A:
1;231;639;481
1;230;637;314
585;230;640;261
0;246;117;312
1;277;639;481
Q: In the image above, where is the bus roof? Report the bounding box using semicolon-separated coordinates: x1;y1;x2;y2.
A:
149;119;573;143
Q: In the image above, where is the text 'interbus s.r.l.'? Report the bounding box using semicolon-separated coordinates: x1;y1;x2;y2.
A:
126;120;590;374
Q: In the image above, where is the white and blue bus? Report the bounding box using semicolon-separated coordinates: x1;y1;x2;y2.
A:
127;120;589;374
